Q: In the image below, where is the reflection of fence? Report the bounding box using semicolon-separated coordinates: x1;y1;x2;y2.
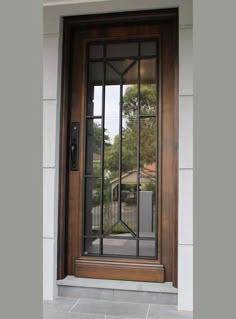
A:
92;201;156;235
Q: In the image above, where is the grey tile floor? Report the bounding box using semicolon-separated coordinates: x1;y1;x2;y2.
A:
44;297;193;319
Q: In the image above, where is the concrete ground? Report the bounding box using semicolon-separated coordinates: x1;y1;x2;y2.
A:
44;297;193;319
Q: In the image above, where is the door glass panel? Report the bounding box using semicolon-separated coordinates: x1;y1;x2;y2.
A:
122;61;138;233
103;64;120;234
103;181;118;234
107;42;138;58
141;41;156;56
139;116;156;239
84;177;101;236
139;177;156;238
87;62;103;116
88;62;103;84
84;238;100;255
139;240;156;257
108;59;135;75
85;119;102;176
103;237;136;256
140;117;156;169
105;221;135;237
89;44;104;59
140;58;157;116
84;39;159;258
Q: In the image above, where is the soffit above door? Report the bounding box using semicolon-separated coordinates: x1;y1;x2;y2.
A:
43;0;111;7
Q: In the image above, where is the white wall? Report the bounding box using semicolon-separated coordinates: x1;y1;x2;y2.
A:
43;34;60;300
43;0;193;311
178;24;193;311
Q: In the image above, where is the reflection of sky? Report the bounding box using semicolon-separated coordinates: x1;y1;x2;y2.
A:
94;85;129;143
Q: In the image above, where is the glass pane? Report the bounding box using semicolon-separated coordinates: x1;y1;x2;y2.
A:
88;62;103;85
121;116;137;173
139;177;156;237
107;42;138;58
121;62;138;233
140;58;157;116
123;60;138;85
140;117;156;169
84;177;101;236
87;62;103;116
84;238;100;255
89;44;103;59
122;66;138;173
121;196;137;234
85;119;102;177
141;41;156;56
139;240;155;257
103;237;136;256
108;59;134;75
103;181;118;234
140;58;156;83
84;40;159;258
120;163;137;234
103;65;120;234
139;116;156;238
104;85;120;180
105;221;133;236
106;63;120;85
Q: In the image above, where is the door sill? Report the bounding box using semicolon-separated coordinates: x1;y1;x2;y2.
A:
57;275;177;294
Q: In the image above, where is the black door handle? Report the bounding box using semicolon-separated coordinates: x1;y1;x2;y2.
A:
70;122;80;171
71;143;77;169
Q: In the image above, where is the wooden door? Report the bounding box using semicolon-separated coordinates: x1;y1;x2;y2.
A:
58;9;178;286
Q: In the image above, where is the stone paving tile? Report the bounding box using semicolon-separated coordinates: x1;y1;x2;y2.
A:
44;312;105;319
113;290;177;305
71;298;149;318
59;287;116;301
148;304;193;319
43;299;193;319
44;298;79;313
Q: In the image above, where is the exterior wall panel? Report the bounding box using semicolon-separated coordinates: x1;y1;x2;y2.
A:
178;245;193;311
43;100;57;167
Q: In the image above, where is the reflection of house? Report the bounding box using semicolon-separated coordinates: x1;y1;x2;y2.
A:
110;163;156;201
93;153;101;162
92;153;101;172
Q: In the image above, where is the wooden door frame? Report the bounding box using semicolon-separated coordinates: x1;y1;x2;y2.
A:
57;8;178;287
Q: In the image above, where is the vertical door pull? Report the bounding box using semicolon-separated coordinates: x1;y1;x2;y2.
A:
70;122;80;171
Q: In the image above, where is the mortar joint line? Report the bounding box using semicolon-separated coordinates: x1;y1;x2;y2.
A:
68;298;80;313
146;304;151;319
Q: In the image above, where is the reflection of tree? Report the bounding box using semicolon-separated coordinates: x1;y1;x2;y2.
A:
91;122;110;207
92;122;110;154
90;85;157;234
105;84;156;174
123;84;156;117
144;181;156;202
